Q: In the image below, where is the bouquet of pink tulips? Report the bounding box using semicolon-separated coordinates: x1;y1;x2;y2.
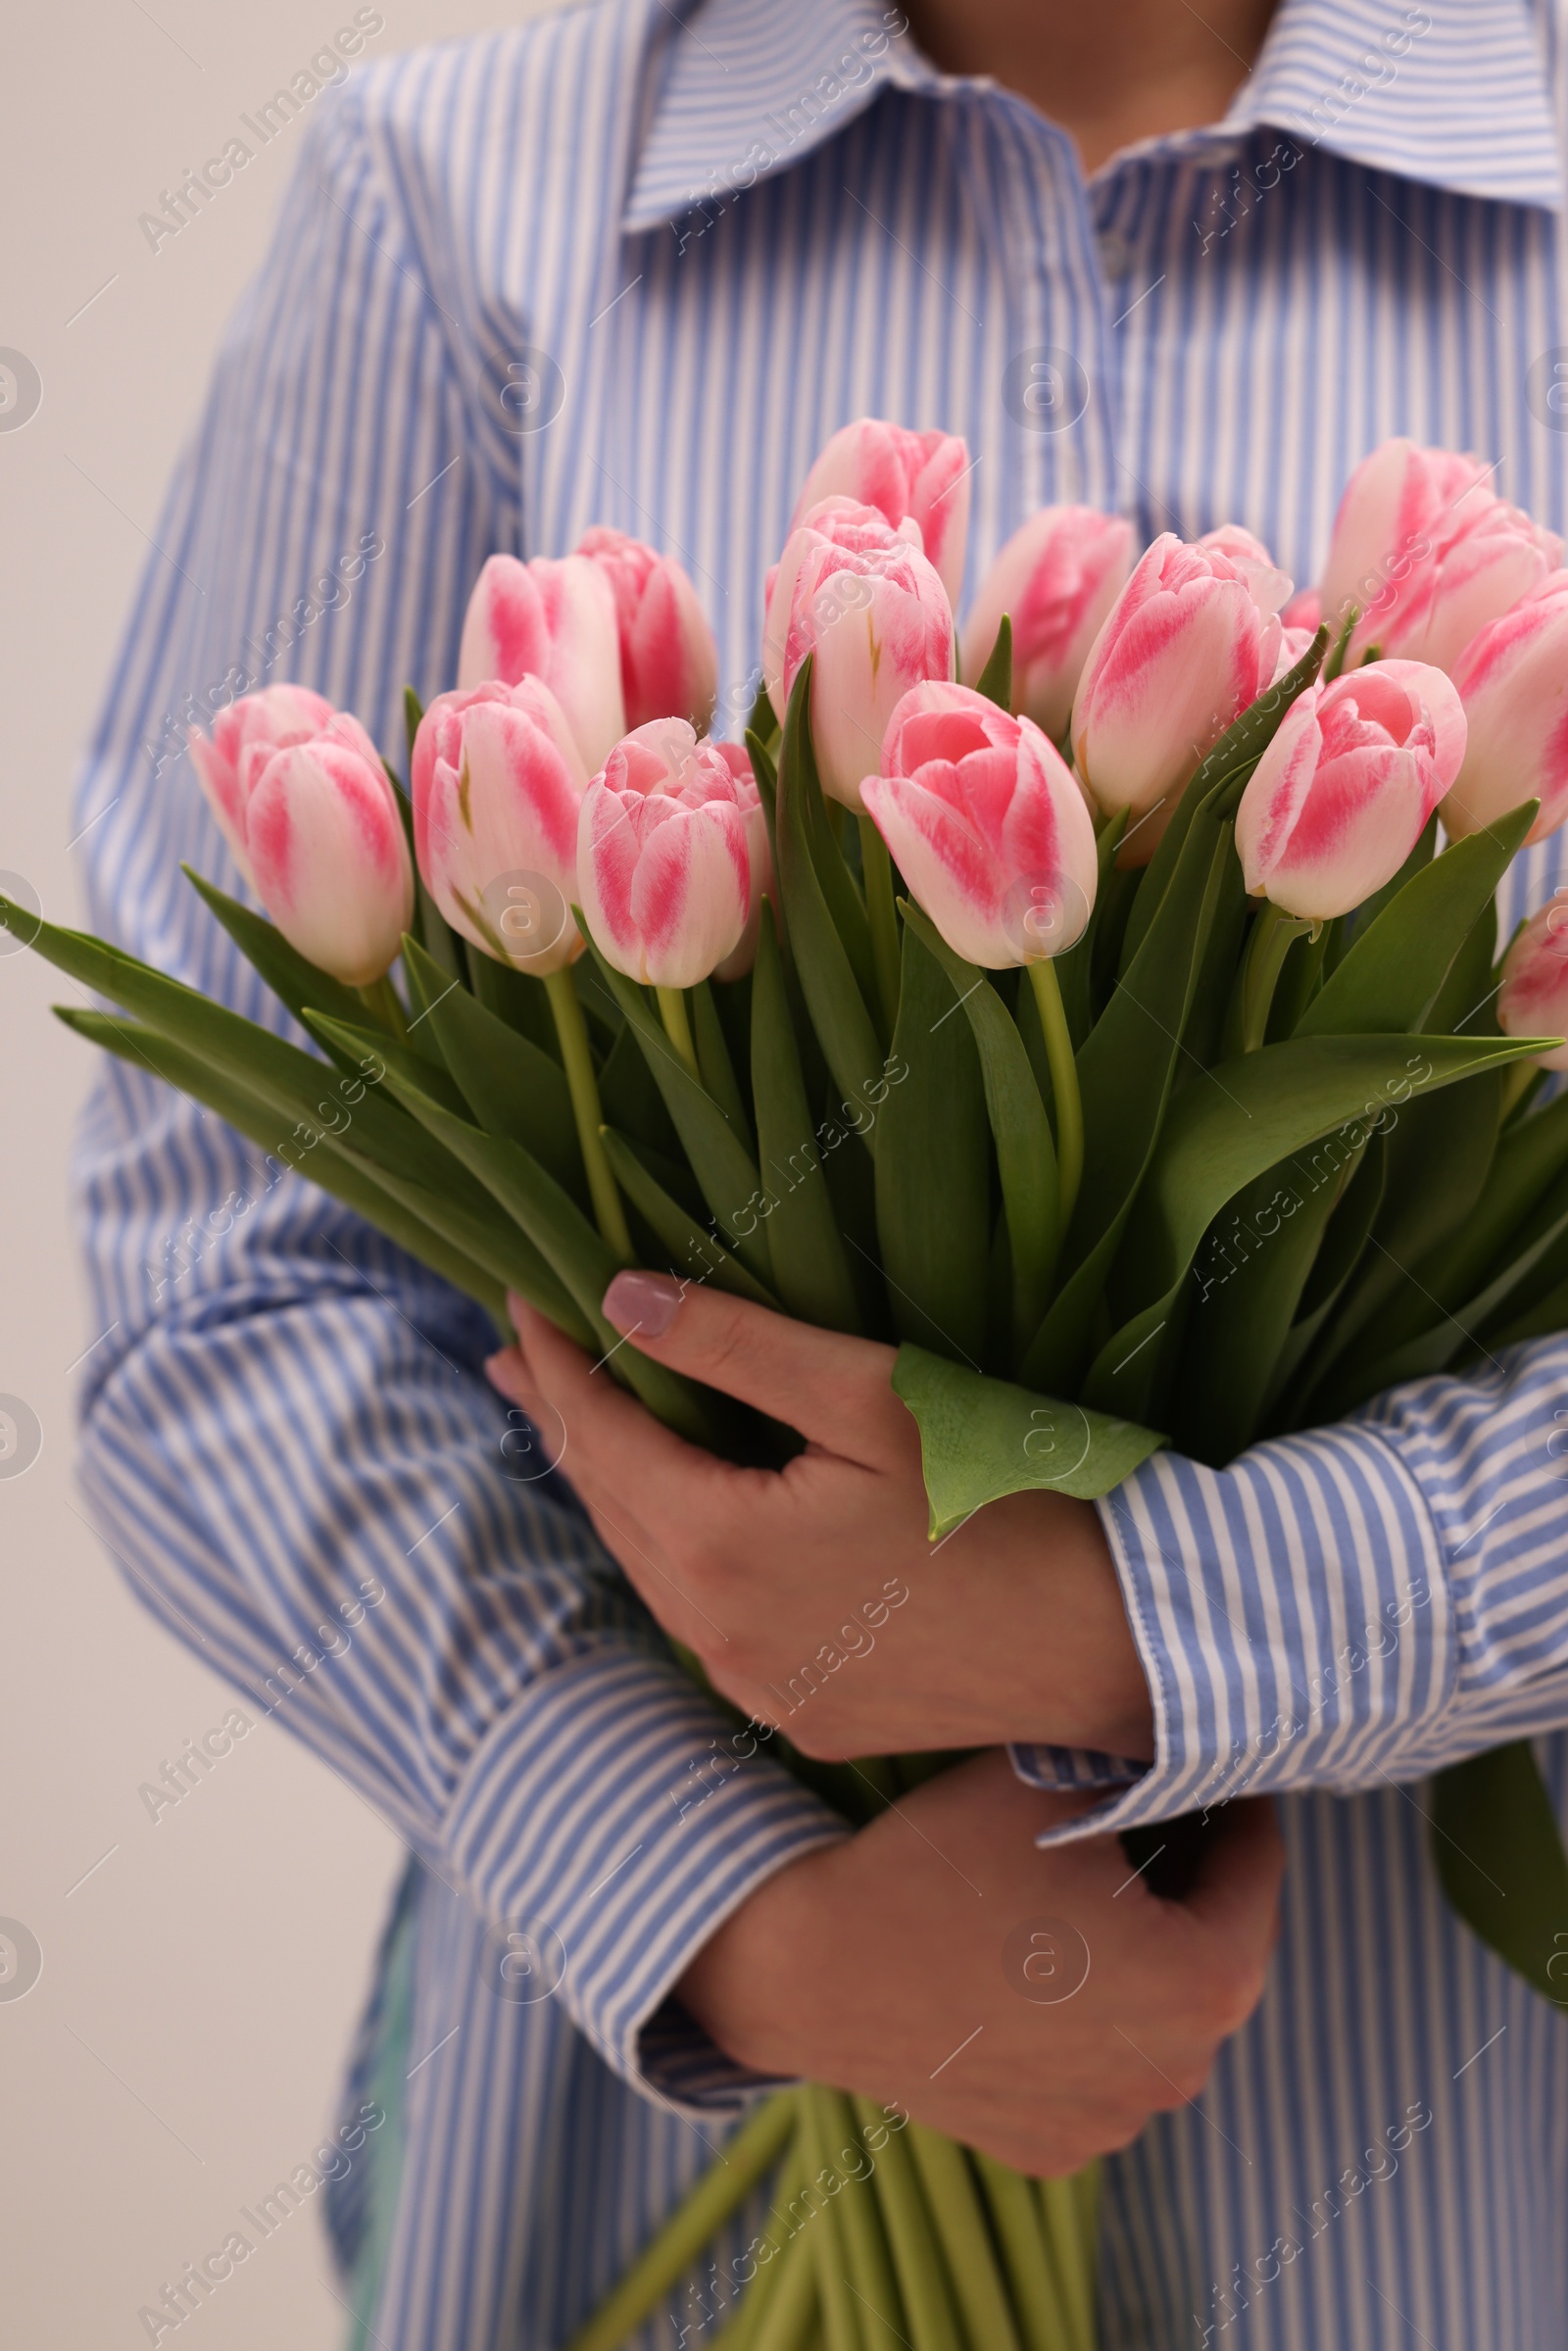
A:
15;420;1568;2351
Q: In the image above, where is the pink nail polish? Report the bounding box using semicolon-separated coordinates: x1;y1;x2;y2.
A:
604;1269;682;1337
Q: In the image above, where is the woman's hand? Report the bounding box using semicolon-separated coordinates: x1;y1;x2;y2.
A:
486;1274;1154;1761
677;1752;1284;2177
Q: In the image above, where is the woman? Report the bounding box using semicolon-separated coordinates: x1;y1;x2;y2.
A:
83;1;1568;2343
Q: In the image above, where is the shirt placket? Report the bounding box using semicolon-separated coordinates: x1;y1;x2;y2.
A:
959;86;1121;534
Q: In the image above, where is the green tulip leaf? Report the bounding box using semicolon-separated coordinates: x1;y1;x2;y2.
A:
1298;803;1538;1039
892;1345;1166;1539
1053;807;1129;1051
874;923;991;1369
774;660;888;1118
303;1007;471;1122
899;901;1056;1359
749;908;861;1331
1021;814;1234;1392
691;978;756;1158
973;613;1012;711
47;1004;596;1338
1431;1742;1568;2006
401;933;584;1198
598;1127;780;1309
0;898;537;1247
1257;1131;1389;1433
747;673;780;750
1088;1029;1548;1421
1175;1130;1383;1464
577;940;775;1286
181;867;372;1038
370;1053;719;1443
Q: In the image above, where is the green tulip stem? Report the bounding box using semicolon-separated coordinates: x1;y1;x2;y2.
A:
748;2229;821;2351
1035;2167;1101;2350
1239;902;1317;1054
970;2151;1074;2351
853;2097;962;2351
905;2122;1023;2351
814;2086;906;2347
560;2092;799;2351
544;965;634;1266
1027;957;1083;1246
800;2088;862;2351
712;2136;811;2351
657;985;702;1084
858;814;902;1038
358;973;410;1045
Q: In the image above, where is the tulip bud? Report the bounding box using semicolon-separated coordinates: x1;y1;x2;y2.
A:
577;720;752;988
575;525;718;735
1071;532;1284;856
1498;900;1568;1070
1235;660;1466;921
958;507;1135;740
1319;437;1561;671
1195;525;1294;620
791;418;971;608
1281;584;1323;634
412;679;590;973
457;552;626;771
1444;575;1568;845
762;498;956;811
859;682;1098;969
244;738;414;987
705;739;775;980
189;685;378;882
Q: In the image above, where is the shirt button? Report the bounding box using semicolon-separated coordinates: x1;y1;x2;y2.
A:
1096;227;1136;280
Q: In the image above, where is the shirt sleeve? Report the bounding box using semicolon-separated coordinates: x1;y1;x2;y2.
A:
72;80;845;2116
1011;1334;1568;1838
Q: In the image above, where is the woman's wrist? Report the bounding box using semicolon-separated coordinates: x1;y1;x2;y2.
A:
946;1489;1155;1756
674;1841;843;2082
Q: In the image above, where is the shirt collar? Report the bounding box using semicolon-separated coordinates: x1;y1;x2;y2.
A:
1222;0;1561;211
620;0;953;232
622;0;1561;231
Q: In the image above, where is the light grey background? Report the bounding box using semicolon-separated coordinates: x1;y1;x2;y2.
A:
0;3;552;2339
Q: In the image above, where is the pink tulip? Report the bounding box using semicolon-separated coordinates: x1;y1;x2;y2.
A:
705;739;776;981
581;723;771;965
763;498;956;811
1196;525;1294;620
959;507;1135;740
577;721;752;988
1319;437;1561;671
860;682;1099;968
412;679;590;973
243;737;413;987
1444;575;1568;845
1281;584;1323;633
575;525;718;735
1271;624;1320;683
457;552;625;771
791;419;970;608
189;686;380;883
1497;900;1568;1070
1235;660;1466;920
1070;533;1284;853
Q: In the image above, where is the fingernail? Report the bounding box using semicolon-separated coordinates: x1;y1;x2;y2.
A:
604;1269;682;1338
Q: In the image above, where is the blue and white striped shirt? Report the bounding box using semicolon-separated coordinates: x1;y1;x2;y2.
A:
74;1;1568;2343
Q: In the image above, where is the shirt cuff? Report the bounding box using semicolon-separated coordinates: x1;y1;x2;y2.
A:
444;1647;848;2114
1011;1419;1452;1845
